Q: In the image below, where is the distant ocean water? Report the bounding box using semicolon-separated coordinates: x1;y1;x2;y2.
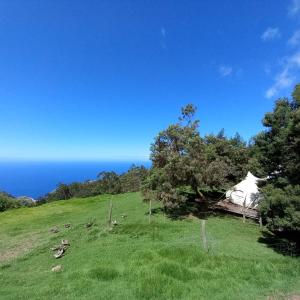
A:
0;161;151;199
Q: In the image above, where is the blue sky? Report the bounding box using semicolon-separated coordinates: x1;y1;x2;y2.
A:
0;0;300;161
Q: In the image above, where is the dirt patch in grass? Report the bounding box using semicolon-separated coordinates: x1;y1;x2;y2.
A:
0;235;39;263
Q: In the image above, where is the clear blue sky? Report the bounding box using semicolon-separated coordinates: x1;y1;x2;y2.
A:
0;0;300;161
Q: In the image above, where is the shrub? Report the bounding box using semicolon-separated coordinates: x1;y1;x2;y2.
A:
259;184;300;233
0;192;20;212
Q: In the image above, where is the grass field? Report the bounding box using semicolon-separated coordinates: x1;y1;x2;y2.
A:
1;192;300;300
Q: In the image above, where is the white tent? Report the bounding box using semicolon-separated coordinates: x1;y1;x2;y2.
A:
225;172;263;209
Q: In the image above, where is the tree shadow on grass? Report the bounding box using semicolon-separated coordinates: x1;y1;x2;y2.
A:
145;207;163;216
146;198;217;221
165;196;230;220
144;196;300;258
145;207;189;221
258;231;300;257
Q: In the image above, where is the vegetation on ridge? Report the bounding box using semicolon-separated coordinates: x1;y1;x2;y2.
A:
38;164;149;203
0;191;34;212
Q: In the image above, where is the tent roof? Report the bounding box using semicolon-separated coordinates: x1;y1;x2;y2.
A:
226;171;263;208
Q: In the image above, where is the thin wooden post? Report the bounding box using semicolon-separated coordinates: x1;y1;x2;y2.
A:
148;199;152;224
242;199;246;224
108;198;113;228
201;219;208;252
259;216;263;228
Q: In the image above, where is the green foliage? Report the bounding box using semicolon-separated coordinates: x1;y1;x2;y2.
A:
292;83;300;106
144;104;204;209
97;171;122;194
0;192;34;212
252;98;293;181
203;132;249;187
254;83;300;234
16;197;35;208
252;84;300;185
120;165;148;193
143;104;250;211
0;192;17;212
259;185;300;233
40;165;148;203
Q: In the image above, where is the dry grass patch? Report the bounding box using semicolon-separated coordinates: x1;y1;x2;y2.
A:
0;233;40;263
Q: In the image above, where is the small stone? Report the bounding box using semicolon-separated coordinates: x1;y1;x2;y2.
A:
50;245;61;251
51;265;62;272
64;224;71;228
61;239;70;246
54;249;64;259
49;226;59;233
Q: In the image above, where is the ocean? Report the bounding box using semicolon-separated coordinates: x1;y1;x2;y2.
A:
0;161;151;199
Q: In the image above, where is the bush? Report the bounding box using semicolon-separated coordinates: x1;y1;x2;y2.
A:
259;185;300;233
40;165;149;202
254;84;300;237
0;192;20;212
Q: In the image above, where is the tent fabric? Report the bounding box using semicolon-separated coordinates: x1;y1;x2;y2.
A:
225;172;262;208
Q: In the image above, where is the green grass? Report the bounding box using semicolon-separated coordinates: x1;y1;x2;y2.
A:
0;192;299;300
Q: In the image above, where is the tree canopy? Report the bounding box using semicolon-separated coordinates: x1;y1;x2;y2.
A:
253;84;300;233
143;104;250;212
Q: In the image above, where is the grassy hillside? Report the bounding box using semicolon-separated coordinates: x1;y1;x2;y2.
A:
1;192;299;300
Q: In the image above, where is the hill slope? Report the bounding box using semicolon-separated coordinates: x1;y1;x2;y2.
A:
1;192;300;300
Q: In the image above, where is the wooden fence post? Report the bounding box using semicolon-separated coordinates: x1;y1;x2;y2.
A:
148;199;152;224
242;199;246;224
201;219;208;252
108;198;113;229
